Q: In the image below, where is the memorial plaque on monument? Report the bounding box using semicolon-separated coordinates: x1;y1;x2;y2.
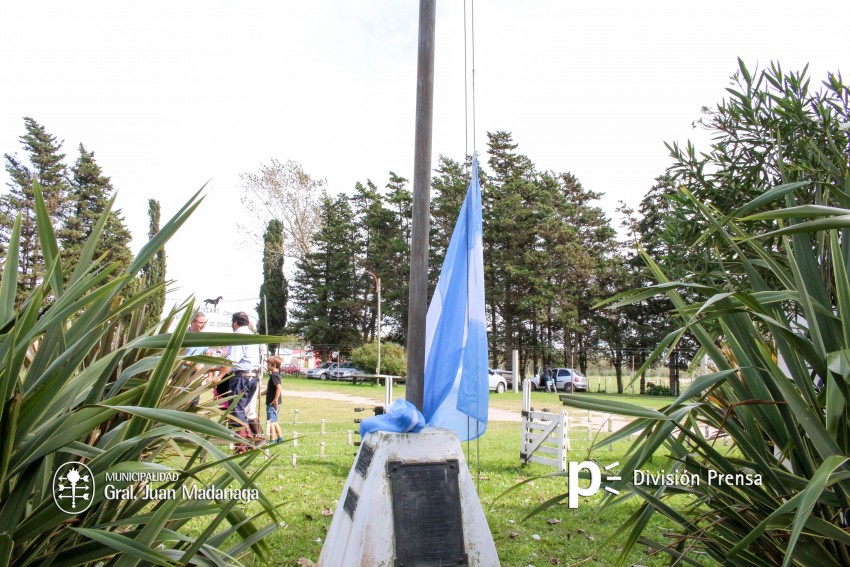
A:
343;487;358;519
355;443;375;478
388;460;468;566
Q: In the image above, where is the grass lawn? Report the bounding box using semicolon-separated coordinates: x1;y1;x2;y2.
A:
186;377;708;566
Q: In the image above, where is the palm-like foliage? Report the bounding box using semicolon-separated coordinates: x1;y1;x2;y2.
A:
0;184;283;566
561;180;850;566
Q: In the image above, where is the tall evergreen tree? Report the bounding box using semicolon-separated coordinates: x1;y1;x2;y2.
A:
141;199;166;329
59;144;133;276
381;172;412;343
351;180;390;341
257;219;288;344
1;117;70;300
485;131;545;367
290;195;364;358
430;155;470;264
554;171;617;375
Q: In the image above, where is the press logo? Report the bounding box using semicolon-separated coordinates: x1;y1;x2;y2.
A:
567;460;621;508
53;462;94;514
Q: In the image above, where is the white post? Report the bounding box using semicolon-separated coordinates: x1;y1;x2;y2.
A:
384;375;392;406
293;431;299;448
522;378;531;413
365;269;381;375
320;441;326;458
512;349;520;393
291;453;297;467
347;430;353;446
321;419;326;436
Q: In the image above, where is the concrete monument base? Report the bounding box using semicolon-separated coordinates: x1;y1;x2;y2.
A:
318;427;500;566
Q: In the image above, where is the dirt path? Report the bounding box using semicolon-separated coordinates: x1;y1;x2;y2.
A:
282;389;633;428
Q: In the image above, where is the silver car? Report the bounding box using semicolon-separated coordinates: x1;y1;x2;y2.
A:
305;362;338;380
488;368;507;394
330;362;364;381
529;368;588;392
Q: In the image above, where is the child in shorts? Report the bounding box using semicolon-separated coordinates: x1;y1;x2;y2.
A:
265;356;284;443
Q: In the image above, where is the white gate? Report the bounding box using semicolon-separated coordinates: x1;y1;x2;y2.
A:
520;379;569;472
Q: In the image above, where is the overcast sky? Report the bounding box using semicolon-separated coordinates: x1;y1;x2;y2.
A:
2;1;848;321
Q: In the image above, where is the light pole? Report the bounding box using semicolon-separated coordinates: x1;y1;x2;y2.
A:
364;269;381;375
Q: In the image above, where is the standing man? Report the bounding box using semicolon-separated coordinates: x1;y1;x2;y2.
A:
184;311;211;407
213;311;261;453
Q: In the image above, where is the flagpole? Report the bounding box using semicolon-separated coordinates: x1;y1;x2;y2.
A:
406;0;436;411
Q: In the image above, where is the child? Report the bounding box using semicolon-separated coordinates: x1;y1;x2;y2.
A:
265;356;284;443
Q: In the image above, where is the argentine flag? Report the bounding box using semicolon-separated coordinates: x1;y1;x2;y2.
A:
423;154;489;441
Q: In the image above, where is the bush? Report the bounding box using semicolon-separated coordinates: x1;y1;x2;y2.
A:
349;341;406;376
0;184;283;566
645;384;673;396
556;64;850;566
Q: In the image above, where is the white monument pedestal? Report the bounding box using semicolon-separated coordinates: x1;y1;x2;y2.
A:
318;427;500;566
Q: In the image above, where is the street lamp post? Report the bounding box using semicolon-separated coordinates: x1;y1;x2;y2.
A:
364;269;381;375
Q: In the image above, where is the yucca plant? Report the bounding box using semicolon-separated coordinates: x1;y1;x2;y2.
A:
0;183;284;566
556;181;850;566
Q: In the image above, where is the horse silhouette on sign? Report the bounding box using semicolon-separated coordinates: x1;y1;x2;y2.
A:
203;296;223;312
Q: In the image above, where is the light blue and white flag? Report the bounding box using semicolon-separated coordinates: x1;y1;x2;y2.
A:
423;154;489;441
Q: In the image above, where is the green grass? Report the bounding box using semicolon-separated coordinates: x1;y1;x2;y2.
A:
188;377;703;566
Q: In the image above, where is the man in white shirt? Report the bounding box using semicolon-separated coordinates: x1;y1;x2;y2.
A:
213;311;261;452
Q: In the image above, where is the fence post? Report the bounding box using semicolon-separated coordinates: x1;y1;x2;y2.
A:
587;410;592;442
560;409;569;469
512;349;520;393
347;430;353;446
522;378;531;412
293;408;300;425
291;453;297;467
321;419;326;436
293;431;299;448
320;442;326;458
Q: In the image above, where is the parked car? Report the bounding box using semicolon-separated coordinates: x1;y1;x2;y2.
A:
494;368;514;388
279;363;302;375
305;362;338;380
489;368;507;394
330;362;365;381
529;368;588;392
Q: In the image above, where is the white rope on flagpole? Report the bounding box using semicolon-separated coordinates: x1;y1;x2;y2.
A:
463;0;483;486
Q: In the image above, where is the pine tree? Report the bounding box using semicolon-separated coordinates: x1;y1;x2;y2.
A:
381;172;412;343
485;131;541;366
141;199;166;329
290;194;364;358
257;219;288;344
1;117;70;300
59;144;133;276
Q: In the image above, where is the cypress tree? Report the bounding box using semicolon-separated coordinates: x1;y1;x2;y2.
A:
141;199;166;328
257;219;288;345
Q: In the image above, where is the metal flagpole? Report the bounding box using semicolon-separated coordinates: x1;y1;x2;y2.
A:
406;0;436;411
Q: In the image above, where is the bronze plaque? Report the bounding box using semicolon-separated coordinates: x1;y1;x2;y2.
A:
343;487;358;519
355;443;375;478
388;460;468;566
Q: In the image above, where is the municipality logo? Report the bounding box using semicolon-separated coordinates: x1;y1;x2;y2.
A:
53;462;94;514
567;460;621;508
